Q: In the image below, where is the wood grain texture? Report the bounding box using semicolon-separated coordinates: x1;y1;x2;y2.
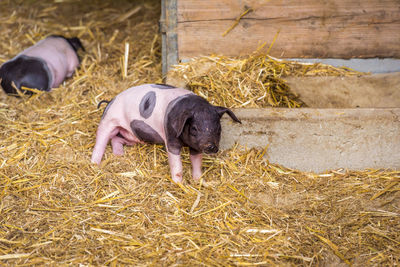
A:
176;0;400;59
161;0;178;75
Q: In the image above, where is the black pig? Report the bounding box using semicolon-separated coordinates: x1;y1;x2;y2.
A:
0;35;84;95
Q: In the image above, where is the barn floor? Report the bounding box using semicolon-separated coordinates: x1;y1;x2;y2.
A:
0;0;399;266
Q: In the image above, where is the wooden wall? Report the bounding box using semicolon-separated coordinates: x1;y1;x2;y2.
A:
174;0;400;61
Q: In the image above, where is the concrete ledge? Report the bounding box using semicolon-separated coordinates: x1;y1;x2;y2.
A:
286;73;400;108
221;108;400;172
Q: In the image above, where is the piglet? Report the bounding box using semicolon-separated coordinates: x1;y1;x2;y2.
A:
0;35;84;95
91;84;241;183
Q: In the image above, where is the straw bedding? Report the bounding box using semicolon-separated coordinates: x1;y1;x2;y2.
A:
0;0;399;266
166;54;363;109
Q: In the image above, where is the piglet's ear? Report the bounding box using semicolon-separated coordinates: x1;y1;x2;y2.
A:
215;106;241;123
172;110;192;138
67;37;85;52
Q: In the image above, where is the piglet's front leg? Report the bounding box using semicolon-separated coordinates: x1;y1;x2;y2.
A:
167;151;183;183
190;150;203;180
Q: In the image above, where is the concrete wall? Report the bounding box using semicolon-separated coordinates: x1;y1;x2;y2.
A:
220;108;400;172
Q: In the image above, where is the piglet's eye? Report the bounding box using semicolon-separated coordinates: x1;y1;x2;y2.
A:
190;126;198;136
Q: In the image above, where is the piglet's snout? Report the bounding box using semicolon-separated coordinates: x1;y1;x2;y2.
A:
204;143;219;154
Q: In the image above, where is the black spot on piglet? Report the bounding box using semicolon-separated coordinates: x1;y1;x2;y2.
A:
0;55;51;95
139;91;156;119
130;120;164;144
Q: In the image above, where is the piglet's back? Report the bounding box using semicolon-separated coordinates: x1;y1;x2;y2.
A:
19;36;79;87
102;84;193;140
115;84;192;119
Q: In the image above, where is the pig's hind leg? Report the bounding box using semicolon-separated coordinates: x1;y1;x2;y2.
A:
111;134;137;156
91;125;120;165
111;136;126;155
111;128;141;156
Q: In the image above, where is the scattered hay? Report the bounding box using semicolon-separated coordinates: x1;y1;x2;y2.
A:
167;54;364;108
0;0;398;266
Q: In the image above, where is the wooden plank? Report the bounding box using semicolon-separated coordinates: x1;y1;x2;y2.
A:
220;108;400;172
161;0;178;76
178;0;400;21
176;0;400;59
161;0;167;74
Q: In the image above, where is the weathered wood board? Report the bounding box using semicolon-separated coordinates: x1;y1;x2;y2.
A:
176;0;400;60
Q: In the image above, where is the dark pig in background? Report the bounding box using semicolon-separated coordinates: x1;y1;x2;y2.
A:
0;35;84;95
91;84;241;183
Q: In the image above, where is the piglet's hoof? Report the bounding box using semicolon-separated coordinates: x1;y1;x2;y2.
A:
192;171;202;181
172;172;183;184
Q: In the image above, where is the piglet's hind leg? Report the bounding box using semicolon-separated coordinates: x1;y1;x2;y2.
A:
111;136;127;155
111;135;137;155
91;125;119;165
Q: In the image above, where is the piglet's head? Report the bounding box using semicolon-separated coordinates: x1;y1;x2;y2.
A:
171;95;241;154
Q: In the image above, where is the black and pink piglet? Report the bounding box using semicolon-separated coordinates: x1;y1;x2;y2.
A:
0;35;84;95
92;84;241;183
